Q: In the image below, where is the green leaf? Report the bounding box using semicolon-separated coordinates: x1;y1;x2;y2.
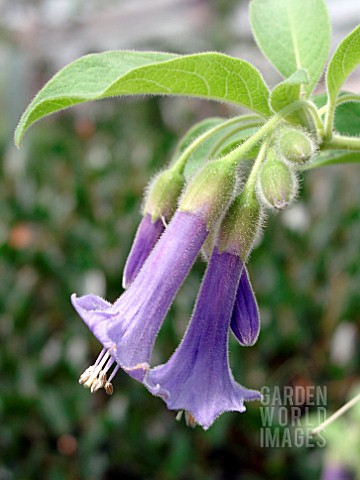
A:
304;149;360;170
15;51;271;147
313;92;360;136
326;25;360;105
270;69;309;112
332;102;360;136
270;69;310;125
173;117;224;160
250;0;330;96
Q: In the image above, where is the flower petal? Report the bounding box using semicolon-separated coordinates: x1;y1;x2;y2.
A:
145;248;261;429
122;214;165;289
231;266;260;346
71;294;114;349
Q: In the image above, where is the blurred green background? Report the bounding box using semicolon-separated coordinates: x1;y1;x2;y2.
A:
1;1;360;479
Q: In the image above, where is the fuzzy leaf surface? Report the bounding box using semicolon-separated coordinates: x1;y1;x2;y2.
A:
326;25;360;104
250;0;330;95
15;51;271;146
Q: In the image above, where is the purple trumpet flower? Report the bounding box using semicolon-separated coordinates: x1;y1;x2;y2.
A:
72;210;208;392
145;247;261;430
231;267;260;346
122;213;165;289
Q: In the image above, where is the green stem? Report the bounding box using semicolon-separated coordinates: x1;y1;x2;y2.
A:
324;97;336;141
222;100;316;167
246;138;269;190
209;123;260;158
172;114;262;174
304;100;324;140
323;134;360;151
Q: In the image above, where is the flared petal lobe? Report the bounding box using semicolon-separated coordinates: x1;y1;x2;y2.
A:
145;247;261;429
122;213;165;289
72;210;208;382
231;267;260;346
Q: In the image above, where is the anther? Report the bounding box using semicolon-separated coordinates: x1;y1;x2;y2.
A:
184;411;197;428
79;348;118;394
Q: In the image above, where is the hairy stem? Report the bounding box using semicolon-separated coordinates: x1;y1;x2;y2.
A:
323;135;360;151
172;115;263;174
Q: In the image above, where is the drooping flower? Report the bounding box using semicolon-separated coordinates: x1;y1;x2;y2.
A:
73;210;208;387
73;158;238;394
201;226;260;347
145;247;261;429
231;266;260;346
145;183;264;428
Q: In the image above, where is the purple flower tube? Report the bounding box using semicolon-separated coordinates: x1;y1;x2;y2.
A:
122;214;165;289
145;247;261;429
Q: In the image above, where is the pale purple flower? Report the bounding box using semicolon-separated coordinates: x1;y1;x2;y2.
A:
122;213;165;289
231;266;260;346
72;210;208;391
322;464;354;480
145;247;261;429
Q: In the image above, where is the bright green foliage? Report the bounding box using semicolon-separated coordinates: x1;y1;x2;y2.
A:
250;0;330;96
181;118;263;181
326;25;360;105
314;92;360;136
270;69;309;112
270;69;310;125
15;51;271;146
14;0;360;172
174;118;224;159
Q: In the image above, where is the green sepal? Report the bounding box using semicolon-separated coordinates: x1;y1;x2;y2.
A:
143;167;184;222
217;185;262;261
277;127;315;164
180;158;237;230
257;148;298;210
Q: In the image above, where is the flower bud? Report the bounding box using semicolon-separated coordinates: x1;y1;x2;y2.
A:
277;128;315;165
124;166;184;288
180;159;237;230
217;185;263;261
143;167;184;221
257;149;298;211
231;266;260;346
